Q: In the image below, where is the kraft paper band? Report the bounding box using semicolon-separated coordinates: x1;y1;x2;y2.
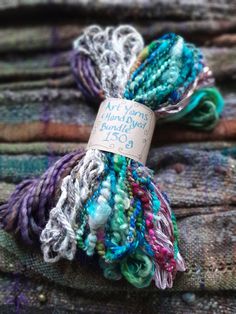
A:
87;98;156;164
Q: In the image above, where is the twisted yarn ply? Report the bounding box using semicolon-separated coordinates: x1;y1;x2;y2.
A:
71;25;144;100
0;25;224;289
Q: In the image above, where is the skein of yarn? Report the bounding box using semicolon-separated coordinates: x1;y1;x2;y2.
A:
0;25;224;290
0;150;85;245
41;26;223;289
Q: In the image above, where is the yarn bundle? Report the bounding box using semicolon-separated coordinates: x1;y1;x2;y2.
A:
0;25;224;289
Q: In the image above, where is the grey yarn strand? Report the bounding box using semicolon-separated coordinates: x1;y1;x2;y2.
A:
40;149;106;262
73;25;144;98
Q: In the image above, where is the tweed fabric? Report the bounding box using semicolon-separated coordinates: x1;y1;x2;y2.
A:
0;272;235;313
0;208;235;293
0;90;235;142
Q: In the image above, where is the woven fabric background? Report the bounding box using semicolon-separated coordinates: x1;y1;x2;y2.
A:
0;1;235;313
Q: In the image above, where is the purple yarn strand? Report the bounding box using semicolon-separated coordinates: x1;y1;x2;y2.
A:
0;149;85;245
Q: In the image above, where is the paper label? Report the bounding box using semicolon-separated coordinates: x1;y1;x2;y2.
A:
87;98;156;164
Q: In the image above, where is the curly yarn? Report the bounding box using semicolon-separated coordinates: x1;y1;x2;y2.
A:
160;87;224;130
120;250;155;288
0;26;224;290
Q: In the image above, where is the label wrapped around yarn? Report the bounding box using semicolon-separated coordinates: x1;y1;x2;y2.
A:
87;98;156;164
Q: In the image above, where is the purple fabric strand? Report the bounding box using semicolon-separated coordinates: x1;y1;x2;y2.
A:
71;51;103;103
87;57;101;95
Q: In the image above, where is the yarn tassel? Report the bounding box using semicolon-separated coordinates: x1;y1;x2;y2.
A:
0;25;224;289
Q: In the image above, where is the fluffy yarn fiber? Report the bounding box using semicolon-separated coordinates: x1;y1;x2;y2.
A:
0;26;224;290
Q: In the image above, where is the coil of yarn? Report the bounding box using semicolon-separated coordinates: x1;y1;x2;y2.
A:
0;25;224;289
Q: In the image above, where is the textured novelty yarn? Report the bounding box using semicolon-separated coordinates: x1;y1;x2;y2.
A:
0;25;224;290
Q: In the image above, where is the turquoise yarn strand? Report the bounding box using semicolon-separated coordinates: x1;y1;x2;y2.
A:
124;33;224;130
73;33;223;288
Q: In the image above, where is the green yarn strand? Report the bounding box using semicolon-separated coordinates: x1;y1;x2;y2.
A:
120;250;155;288
160;87;224;130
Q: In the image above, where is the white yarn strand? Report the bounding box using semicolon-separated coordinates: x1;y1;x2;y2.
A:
73;25;144;98
40;149;106;262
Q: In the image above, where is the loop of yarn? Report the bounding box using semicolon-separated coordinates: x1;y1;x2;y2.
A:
71;25;144;100
160;87;224;130
120;250;155;288
0;25;224;290
40;149;105;262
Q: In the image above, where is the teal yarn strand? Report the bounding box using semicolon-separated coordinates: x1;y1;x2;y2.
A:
124;33;224;130
70;31;223;288
159;87;224;130
120;250;155;288
124;34;203;106
72;29;224;130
